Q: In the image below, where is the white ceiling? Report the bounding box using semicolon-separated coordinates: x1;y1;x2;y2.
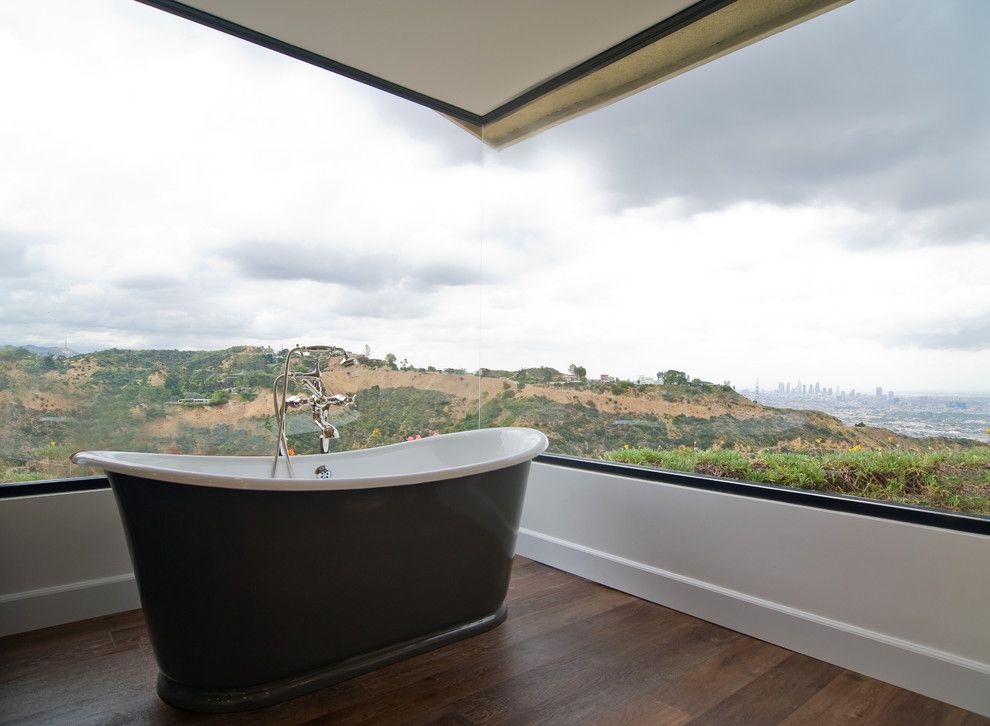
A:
180;0;698;117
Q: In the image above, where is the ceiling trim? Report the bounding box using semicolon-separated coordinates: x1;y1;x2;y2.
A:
473;0;853;148
135;0;735;127
136;0;851;149
134;0;487;126
480;0;735;124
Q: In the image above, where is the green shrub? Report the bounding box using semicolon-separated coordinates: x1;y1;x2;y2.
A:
604;445;989;515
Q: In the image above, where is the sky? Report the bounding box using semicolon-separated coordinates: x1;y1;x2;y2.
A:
0;0;988;393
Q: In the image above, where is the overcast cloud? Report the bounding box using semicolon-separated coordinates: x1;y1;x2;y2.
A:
0;0;988;392
498;1;990;248
891;313;990;352
230;242;492;291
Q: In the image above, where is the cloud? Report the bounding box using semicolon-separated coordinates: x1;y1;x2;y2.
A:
0;229;47;278
364;91;483;167
114;274;183;291
333;290;432;320
0;0;489;355
499;0;990;247
228;241;491;291
891;314;990;352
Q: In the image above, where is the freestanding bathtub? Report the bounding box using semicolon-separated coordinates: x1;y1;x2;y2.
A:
72;427;548;712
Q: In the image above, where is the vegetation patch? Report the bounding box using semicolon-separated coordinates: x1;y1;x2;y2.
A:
605;447;990;515
2;345;987;517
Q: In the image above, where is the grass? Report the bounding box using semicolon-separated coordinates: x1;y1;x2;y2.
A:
0;468;51;483
605;446;990;516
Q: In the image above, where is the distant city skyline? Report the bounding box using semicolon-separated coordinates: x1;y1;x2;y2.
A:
738;386;990;443
752;380;893;398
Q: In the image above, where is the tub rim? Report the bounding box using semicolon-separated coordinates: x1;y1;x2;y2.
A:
70;426;548;491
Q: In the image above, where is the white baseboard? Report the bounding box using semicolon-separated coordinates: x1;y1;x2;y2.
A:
516;528;990;717
0;574;140;638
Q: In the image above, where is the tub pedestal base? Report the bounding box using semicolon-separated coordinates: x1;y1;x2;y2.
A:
157;604;508;713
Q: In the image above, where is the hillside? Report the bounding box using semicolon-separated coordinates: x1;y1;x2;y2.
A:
1;345;986;514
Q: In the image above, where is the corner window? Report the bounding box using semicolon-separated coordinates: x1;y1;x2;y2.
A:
2;0;987;520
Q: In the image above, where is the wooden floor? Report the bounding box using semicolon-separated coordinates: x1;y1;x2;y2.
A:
1;557;986;726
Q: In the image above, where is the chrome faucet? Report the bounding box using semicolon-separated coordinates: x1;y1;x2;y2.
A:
271;345;356;476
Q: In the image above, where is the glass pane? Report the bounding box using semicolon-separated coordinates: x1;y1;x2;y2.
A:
0;0;484;480
479;0;990;516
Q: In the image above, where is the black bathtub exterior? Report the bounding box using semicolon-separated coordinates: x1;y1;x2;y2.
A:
109;461;531;712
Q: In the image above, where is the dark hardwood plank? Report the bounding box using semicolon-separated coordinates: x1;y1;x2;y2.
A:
686;652;844;725
830;684;986;726
327;600;672;725
779;670;990;726
418;715;476;726
491;619;744;726
593;695;692;726
653;635;792;718
0;557;985;726
778;671;911;726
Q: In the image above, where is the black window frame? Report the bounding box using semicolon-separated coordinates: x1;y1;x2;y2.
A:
3;459;987;536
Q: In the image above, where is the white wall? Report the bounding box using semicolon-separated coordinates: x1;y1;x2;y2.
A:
517;462;990;716
0;489;139;637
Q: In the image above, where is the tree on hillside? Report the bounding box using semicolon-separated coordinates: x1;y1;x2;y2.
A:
515;366;560;383
385;353;397;370
660;369;689;386
568;363;587;382
164;371;182;397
